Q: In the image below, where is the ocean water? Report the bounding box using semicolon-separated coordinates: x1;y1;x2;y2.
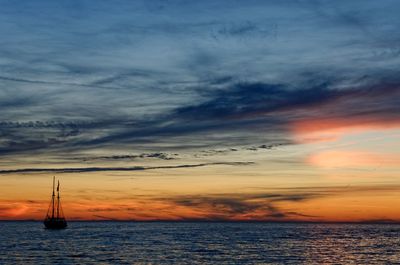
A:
0;222;399;264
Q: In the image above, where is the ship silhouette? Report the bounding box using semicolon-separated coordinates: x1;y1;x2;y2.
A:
44;176;67;229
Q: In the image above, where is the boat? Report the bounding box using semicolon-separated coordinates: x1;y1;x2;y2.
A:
44;176;67;229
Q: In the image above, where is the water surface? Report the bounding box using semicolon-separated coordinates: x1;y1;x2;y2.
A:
0;222;399;264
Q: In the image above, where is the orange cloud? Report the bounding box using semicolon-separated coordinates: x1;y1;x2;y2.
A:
1;186;400;223
291;116;400;143
0;202;33;219
307;150;400;168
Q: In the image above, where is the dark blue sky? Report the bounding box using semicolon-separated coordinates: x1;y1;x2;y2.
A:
0;0;399;167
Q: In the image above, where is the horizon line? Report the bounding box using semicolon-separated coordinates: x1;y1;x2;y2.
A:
1;219;399;224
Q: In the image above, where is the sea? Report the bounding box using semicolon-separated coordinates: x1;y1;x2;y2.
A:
0;222;399;264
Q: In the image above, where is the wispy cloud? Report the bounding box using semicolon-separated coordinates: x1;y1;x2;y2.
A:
0;162;254;174
167;192;321;220
146;185;400;221
0;0;399;164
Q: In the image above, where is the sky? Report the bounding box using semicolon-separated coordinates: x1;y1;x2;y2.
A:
0;0;399;222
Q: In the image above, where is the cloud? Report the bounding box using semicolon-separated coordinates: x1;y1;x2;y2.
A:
0;161;254;174
146;184;400;221
84;152;179;161
174;82;333;120
3;185;400;221
194;143;286;157
0;203;30;217
307;150;400;169
163;192;322;220
1;79;399;162
99;80;399;145
0;75;122;90
0;0;399;165
91;215;120;221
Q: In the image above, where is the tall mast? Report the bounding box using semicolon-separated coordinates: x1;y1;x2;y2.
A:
51;176;55;218
56;180;60;219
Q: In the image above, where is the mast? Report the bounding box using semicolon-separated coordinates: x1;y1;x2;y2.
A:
51;176;55;218
56;180;60;219
44;176;67;229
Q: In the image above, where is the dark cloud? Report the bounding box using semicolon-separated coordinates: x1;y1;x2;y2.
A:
69;80;399;152
1;79;399;161
175;81;400;122
0;161;254;174
143;152;176;160
92;215;120;221
57;82;328;150
285;212;320;218
153;185;400;221
85;152;179;161
88;208;120;212
0;75;122;90
165;192;322;220
194;143;286;157
174;82;333;120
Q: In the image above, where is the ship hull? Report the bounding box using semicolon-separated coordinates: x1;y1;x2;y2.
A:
44;218;67;229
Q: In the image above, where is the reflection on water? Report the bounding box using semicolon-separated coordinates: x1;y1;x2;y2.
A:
0;222;399;264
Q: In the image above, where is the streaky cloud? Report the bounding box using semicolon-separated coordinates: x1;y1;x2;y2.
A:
0;161;254;174
0;75;122;90
153;184;400;220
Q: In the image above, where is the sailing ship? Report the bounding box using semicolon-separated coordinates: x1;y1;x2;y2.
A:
44;176;67;229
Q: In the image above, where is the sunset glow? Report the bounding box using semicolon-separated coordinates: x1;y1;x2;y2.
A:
0;0;399;223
